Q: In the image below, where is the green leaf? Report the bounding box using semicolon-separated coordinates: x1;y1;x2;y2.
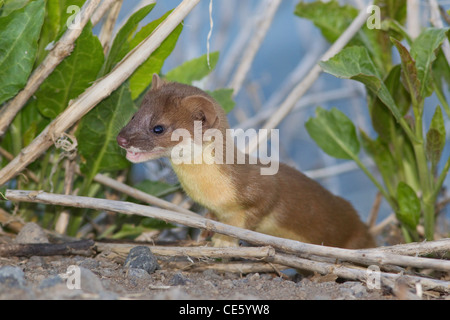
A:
35;0;86;66
36;23;104;119
76;82;137;189
129;11;183;99
370;64;411;142
305;107;360;160
360;130;397;195
396;181;421;230
391;38;421;103
0;0;45;105
101;3;155;76
294;0;357;43
320;47;404;127
111;223;146;239
433;48;450;93
165;52;220;85
207;89;235;114
426;107;446;174
134;180;180;198
410;28;450;98
294;0;394;72
374;0;407;24
0;0;29;17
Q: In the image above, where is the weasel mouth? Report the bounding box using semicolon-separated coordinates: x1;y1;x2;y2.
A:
125;148;165;163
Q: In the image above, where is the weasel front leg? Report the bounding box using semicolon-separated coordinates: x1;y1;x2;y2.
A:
210;209;247;247
211;234;239;247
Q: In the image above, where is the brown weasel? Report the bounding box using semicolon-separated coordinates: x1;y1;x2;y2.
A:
117;74;376;249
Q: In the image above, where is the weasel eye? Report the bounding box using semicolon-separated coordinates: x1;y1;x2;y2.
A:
152;125;164;134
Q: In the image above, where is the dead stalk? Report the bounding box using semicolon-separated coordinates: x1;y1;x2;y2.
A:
84;169;198;217
99;0;123;54
5;190;450;272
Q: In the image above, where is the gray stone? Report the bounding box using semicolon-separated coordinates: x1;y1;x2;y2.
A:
0;266;26;288
169;273;188;286
15;222;49;244
126;268;151;280
39;275;64;289
124;246;160;274
79;267;104;294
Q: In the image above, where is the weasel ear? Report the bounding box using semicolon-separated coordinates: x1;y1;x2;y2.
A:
182;95;219;129
151;73;163;90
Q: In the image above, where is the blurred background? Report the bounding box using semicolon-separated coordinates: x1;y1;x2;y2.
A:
99;0;450;228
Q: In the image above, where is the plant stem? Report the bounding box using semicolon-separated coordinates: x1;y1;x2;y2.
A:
431;155;450;202
412;139;435;240
434;82;450;118
352;156;393;208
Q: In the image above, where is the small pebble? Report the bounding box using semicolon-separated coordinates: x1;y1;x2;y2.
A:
124;246;160;274
79;267;105;294
15;222;49;244
0;266;26;288
39;275;64;289
169;273;188;286
127;268;151;280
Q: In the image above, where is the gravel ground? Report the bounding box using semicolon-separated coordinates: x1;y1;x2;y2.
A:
0;223;447;300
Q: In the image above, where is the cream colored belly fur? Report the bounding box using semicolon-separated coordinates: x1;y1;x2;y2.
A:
171;161;304;246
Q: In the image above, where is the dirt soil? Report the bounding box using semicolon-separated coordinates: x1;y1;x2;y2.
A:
0;223;447;300
0;253;393;300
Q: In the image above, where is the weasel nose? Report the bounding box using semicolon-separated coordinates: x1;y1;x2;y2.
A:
117;135;129;148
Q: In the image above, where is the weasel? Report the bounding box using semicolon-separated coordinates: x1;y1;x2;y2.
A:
117;74;376;249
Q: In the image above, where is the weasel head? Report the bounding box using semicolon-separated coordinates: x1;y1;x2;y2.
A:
117;74;225;163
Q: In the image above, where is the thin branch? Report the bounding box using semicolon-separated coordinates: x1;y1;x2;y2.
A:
5;190;450;272
370;213;397;236
407;0;421;40
372;238;450;256
273;253;450;294
162;260;286;274
237;87;359;130
99;0;123;54
0;0;102;138
82;168;198;217
0;208;24;233
0;147;39;183
228;0;282;97
0;0;201;186
95;242;276;260
429;0;450;66
91;0;118;27
247;3;373;153
367;192;383;228
0;240;95;257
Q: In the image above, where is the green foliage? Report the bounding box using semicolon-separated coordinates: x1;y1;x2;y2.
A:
0;2;235;239
36;23;104;119
0;0;45;105
298;0;450;241
165;51;220;84
305;107;359;160
128;10;183;99
101;3;155;76
76;82;136;190
396;182;421;231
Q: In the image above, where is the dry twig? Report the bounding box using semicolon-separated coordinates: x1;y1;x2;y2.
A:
0;239;95;257
228;0;282;96
82;168;197;217
5;190;450;273
99;0;123;54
